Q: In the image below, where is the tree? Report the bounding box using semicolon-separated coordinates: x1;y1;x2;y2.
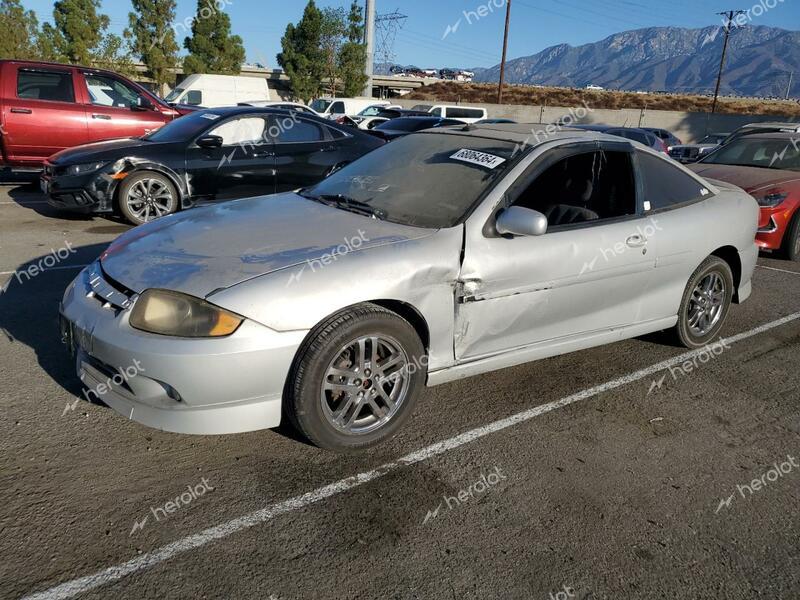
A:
0;0;41;60
277;0;326;102
49;0;108;64
126;0;179;93
338;1;368;97
183;0;245;75
320;8;346;96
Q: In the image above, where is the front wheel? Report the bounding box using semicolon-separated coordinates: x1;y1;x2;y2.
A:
673;256;734;348
781;210;800;261
117;171;178;226
285;303;426;451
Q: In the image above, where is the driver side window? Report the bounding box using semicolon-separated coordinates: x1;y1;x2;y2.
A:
208;117;267;146
510;150;637;228
85;73;140;108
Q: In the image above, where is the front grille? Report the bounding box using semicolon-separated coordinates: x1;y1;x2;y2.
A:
84;262;134;311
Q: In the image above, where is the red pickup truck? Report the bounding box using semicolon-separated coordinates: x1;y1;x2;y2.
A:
0;60;194;168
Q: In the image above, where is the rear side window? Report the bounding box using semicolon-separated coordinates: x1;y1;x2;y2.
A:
639;152;710;210
330;101;345;115
447;108;484;119
17;69;75;103
271;118;324;143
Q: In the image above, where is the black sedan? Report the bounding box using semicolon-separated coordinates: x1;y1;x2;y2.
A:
41;107;385;225
369;116;464;141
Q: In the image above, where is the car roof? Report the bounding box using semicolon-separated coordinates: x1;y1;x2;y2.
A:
727;131;800;141
423;122;631;146
737;122;800;131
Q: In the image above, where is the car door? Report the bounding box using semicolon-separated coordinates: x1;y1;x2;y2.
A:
2;65;88;163
185;114;276;202
81;72;168;141
270;115;340;192
455;141;661;360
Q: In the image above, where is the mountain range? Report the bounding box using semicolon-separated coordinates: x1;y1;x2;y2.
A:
469;25;799;98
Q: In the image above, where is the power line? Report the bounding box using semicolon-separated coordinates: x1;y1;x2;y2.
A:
374;10;407;66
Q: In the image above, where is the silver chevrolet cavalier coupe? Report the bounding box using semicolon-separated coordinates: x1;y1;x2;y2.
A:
60;124;759;451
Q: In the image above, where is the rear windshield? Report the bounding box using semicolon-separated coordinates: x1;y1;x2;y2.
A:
376;118;441;132
302;132;517;228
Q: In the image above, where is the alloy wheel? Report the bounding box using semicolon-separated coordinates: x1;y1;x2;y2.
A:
126;178;175;223
320;334;411;435
687;271;726;336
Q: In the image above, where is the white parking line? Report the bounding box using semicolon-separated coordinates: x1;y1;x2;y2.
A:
20;311;800;600
0;264;88;276
757;265;800;276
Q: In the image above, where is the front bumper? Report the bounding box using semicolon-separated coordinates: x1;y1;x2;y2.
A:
756;203;797;251
41;165;117;214
60;263;307;434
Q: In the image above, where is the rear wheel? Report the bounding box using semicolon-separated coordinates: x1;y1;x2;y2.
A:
781;210;800;261
673;256;734;348
118;172;178;226
285;303;426;451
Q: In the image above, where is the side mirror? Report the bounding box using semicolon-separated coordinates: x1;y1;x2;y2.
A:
132;95;154;111
197;135;224;149
496;206;548;237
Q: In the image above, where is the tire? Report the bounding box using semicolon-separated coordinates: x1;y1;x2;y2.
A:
781;210;800;262
285;303;426;451
673;256;734;349
117;171;178;226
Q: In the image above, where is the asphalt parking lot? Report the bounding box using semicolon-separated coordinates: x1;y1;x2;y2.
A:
1;174;799;600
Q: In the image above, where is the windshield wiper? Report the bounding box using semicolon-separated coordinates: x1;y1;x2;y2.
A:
301;192;386;220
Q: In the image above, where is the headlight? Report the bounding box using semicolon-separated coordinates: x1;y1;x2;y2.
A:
754;190;789;208
67;161;109;176
130;289;243;337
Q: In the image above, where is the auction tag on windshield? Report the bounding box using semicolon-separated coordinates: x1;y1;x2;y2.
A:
450;149;506;169
200;113;221;120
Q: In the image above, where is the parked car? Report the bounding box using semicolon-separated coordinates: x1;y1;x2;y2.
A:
41;106;384;225
689;132;800;260
346;108;431;130
571;124;669;154
668;133;729;164
369;116;463;141
59;125;757;450
347;104;402;129
309;97;391;121
410;104;488;123
642;127;682;148
0;59;194;168
237;101;321;117
723;122;800;146
164;74;270;107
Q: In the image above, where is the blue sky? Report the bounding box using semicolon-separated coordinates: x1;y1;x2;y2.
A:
22;0;800;69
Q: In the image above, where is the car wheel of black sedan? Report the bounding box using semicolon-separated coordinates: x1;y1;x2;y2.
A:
674;256;734;349
285;303;426;451
118;172;178;226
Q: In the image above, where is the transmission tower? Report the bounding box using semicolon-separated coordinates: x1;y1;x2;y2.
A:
375;10;407;68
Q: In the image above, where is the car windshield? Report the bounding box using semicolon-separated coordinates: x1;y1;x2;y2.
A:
359;106;385;116
164;87;184;103
301;132;517;228
411;104;432;112
376;118;441;132
701;137;800;171
142;111;222;143
310;99;332;113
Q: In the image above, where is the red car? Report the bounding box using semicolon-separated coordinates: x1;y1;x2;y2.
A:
0;60;194;168
689;132;800;261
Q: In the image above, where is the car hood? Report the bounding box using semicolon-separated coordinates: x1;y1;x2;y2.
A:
100;193;435;298
47;137;171;165
688;163;800;194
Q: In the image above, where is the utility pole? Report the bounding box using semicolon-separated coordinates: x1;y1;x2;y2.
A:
787;71;794;100
497;0;512;104
363;0;376;98
711;10;744;114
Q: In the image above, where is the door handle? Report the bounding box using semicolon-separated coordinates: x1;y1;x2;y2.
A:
10;108;32;114
626;234;647;248
253;151;275;158
92;114;111;120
